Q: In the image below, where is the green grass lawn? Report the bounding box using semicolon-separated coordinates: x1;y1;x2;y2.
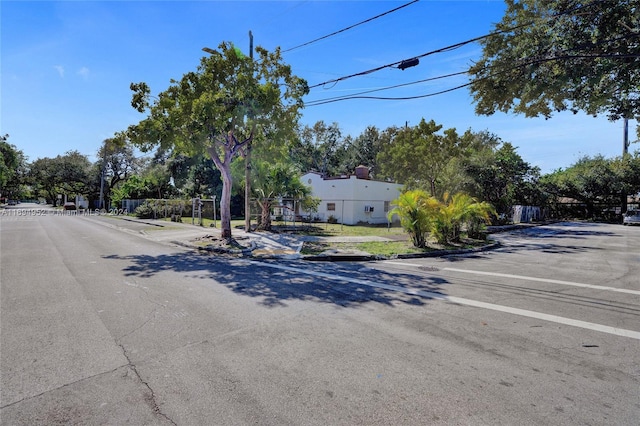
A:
300;239;488;256
300;240;427;256
154;216;491;256
189;217;407;238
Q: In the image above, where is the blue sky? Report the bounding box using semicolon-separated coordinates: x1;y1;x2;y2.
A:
2;0;636;174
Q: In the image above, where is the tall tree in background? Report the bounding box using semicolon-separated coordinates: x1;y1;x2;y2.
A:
377;119;469;197
292;121;347;177
438;130;500;197
97;134;140;208
0;135;28;200
615;151;640;198
465;142;541;214
541;155;621;217
469;0;639;122
29;151;92;206
128;42;308;238
340;126;382;177
166;153;223;199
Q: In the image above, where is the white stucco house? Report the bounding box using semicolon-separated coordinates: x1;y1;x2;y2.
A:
300;166;404;225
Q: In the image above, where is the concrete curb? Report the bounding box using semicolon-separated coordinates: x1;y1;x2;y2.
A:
302;241;501;262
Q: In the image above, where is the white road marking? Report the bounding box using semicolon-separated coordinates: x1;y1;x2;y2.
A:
381;261;640;296
380;261;423;268
442;267;640;296
248;260;640;340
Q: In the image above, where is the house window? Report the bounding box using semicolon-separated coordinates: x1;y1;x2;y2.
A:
384;201;390;212
327;203;336;211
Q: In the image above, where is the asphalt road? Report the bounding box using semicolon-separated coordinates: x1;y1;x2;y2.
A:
1;205;639;425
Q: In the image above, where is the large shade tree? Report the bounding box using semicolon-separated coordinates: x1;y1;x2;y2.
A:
340;125;383;177
128;42;308;238
464;141;541;214
97;134;140;208
541;153;640;218
469;0;639;121
377;119;471;197
29;151;92;206
541;155;622;217
291;121;348;178
0;135;28;200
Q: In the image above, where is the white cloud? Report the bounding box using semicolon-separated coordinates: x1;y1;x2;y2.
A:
77;67;90;80
54;65;65;78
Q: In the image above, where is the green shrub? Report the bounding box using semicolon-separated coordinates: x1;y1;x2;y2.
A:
134;202;154;219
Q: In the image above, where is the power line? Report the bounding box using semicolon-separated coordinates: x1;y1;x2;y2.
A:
282;0;419;53
306;0;607;90
305;71;468;106
306;82;473;106
305;29;640;105
305;50;640;106
306;28;522;90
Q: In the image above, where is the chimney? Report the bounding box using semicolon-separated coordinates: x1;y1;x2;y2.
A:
355;165;369;179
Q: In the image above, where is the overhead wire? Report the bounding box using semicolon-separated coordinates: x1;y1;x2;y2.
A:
282;0;420;54
305;34;640;106
304;0;634;105
305;71;468;106
306;0;609;91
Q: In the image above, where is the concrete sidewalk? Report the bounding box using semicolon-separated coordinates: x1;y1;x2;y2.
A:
103;216;307;258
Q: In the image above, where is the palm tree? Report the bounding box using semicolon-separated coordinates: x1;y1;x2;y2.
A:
252;161;311;231
433;192;495;243
387;190;439;248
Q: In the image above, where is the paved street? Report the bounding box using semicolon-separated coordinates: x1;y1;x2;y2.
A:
1;206;639;425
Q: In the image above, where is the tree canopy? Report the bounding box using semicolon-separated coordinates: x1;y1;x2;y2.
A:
377;119;470;197
541;152;640;217
128;42;308;238
291;121;348;178
469;0;639;121
97;135;141;207
463;141;542;214
29;151;92;206
0;135;27;199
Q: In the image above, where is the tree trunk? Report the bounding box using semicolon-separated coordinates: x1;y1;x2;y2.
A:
48;190;57;207
245;142;252;232
218;166;233;239
206;131;254;239
585;201;595;219
208;145;234;239
429;179;436;197
256;199;272;231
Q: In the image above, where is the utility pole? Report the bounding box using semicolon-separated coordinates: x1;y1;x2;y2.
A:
622;117;630;214
99;144;107;210
623;117;629;155
245;30;254;232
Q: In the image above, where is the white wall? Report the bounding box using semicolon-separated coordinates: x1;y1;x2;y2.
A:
301;172;402;225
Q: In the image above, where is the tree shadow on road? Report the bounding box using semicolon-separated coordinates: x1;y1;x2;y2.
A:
103;252;451;309
479;222;617;257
